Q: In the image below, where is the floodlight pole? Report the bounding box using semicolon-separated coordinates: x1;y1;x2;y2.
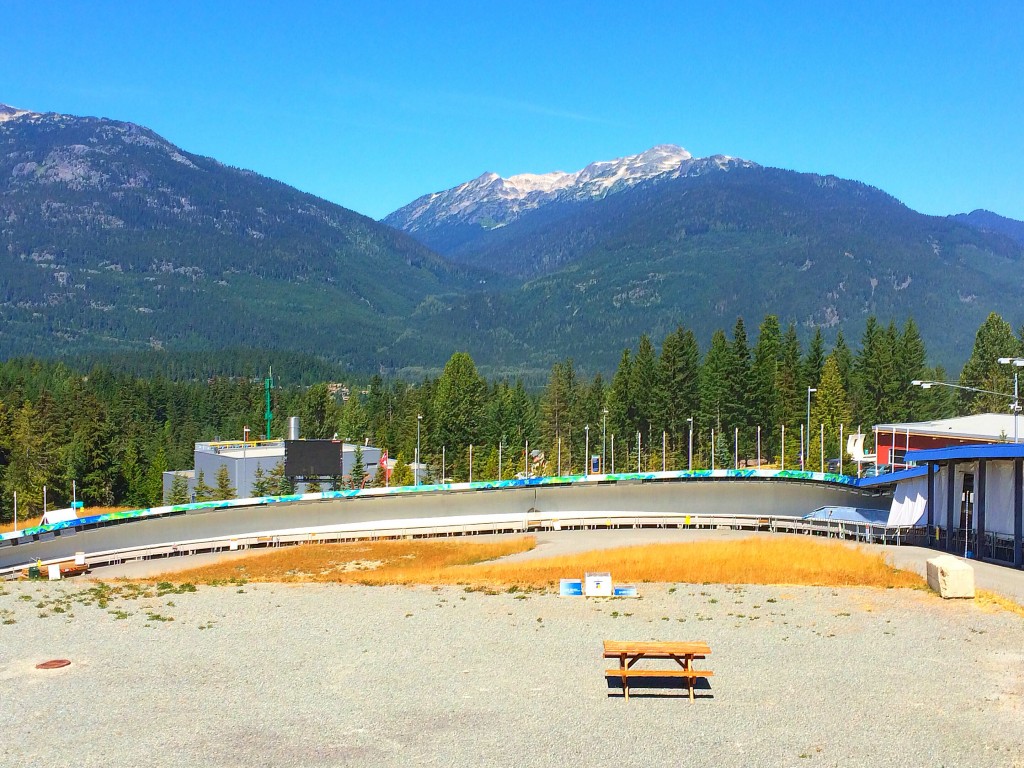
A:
997;359;1024;443
584;425;590;477
602;409;608;473
805;387;816;471
687;417;693;471
415;414;422;486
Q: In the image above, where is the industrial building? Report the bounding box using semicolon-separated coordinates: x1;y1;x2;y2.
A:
163;438;384;502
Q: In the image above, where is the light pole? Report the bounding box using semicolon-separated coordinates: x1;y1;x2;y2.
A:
998;358;1024;443
498;438;503;481
584;425;590;477
636;431;641;473
913;377;1020;443
805;387;817;471
686;417;693;471
415;414;422;486
602;408;608;473
610;435;615;473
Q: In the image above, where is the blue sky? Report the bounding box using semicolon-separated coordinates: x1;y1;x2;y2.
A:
3;1;1022;220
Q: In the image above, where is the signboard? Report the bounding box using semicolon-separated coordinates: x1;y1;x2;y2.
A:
284;440;343;477
559;579;583;596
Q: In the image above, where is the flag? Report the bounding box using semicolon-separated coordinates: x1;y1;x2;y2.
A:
379;450;392;479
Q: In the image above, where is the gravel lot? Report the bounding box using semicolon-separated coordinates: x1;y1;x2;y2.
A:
1;575;1022;768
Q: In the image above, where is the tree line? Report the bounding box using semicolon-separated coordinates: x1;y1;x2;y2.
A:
1;312;1021;521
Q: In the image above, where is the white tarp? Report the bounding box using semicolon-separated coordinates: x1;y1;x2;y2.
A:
984;461;1016;536
888;475;929;526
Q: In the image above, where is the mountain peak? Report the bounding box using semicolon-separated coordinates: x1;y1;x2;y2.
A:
0;104;39;122
385;144;755;233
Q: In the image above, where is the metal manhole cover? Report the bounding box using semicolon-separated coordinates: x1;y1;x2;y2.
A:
35;659;71;670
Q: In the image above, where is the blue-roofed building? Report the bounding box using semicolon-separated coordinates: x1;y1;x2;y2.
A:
898;443;1024;569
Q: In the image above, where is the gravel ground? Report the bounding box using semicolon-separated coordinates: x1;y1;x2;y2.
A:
1;578;1022;767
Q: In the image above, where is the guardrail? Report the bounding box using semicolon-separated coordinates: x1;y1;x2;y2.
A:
0;510;925;580
0;467;875;547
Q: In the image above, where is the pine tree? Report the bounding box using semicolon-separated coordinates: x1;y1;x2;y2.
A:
168;473;189;504
251;465;271;497
351;444;365;488
699;331;732;464
391;454;414;486
214;464;236;500
959;312;1019;414
724;317;753;458
777;323;804;468
808;356;853;473
804;328;826;390
266;460;287;496
631;334;660;440
193;470;215;502
656;326;701;457
896;318;928;421
605;349;634;470
432;352;486;479
750;316;782;462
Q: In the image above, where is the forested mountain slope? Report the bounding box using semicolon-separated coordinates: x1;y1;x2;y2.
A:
387;159;1024;371
0;105;481;369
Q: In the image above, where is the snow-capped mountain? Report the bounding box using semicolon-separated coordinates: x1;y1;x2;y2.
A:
384;144;757;234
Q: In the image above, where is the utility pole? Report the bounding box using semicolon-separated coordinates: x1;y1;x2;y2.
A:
264;367;274;440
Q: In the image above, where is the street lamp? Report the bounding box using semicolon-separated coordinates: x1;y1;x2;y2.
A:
998;358;1024;443
602;408;608;473
804;387;817;471
584;425;590;477
415;414;422;486
686;417;693;471
912;377;1020;443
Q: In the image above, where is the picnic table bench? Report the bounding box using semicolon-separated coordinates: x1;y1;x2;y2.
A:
603;640;713;701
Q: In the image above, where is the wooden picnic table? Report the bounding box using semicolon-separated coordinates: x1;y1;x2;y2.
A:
603;640;713;701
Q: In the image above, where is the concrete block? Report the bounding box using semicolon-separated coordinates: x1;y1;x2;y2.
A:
926;555;975;599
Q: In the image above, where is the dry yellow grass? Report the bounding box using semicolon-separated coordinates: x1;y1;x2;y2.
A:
157;535;923;591
160;537;538;584
0;506;132;535
452;536;924;589
975;589;1024;618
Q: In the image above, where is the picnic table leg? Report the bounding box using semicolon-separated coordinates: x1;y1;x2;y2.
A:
686;655;694;701
620;654;629;700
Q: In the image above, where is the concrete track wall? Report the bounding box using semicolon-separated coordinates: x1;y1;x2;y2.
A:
0;477;889;571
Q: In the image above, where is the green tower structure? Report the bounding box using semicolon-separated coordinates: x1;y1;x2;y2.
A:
264;367;274;440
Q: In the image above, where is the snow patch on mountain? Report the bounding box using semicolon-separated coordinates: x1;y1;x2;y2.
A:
385;144;756;233
0;104;40;122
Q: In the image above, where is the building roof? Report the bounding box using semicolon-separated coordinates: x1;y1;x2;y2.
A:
855;466;929;488
905;443;1024;463
875;413;1023;442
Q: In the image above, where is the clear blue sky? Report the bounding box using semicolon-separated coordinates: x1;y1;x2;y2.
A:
3;1;1022;220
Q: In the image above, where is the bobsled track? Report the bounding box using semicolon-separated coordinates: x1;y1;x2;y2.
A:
0;469;901;576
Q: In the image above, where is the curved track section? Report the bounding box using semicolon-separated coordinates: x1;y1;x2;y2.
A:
1;471;890;574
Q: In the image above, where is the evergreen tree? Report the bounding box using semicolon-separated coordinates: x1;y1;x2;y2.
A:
724;317;753;458
214;464;236;501
699;331;732;464
777;323;804;468
631;334;660;441
605;349;634;470
300;383;339;439
168;473;190;504
193;470;215;502
432;352;486;479
251;465;271;497
540;360;578;467
808;356;853;473
896;318;928;421
804;328;826;391
266;460;287;496
831;330;854;396
853;316;900;427
959;312;1019;414
656;325;701;458
750;315;782;462
351;444;366;488
391;453;414;486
